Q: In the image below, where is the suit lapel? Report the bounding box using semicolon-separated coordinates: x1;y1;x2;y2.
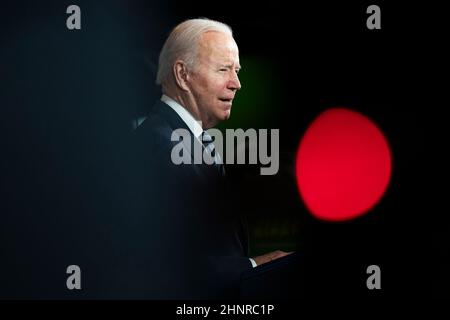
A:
152;101;218;179
152;101;248;255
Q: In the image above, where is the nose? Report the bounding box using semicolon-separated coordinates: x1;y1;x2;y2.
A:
228;71;241;92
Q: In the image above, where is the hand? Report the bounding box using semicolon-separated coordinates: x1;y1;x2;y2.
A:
252;250;294;266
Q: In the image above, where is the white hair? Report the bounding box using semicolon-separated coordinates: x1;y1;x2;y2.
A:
156;18;233;86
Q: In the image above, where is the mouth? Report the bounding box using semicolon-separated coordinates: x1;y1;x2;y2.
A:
219;97;234;105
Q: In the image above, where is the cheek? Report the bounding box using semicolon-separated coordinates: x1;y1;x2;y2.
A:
210;79;228;96
202;83;221;101
194;73;225;101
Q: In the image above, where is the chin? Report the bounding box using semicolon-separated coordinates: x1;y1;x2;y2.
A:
223;112;231;120
222;109;231;120
210;109;231;126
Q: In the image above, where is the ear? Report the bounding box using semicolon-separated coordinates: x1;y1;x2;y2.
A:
173;60;190;91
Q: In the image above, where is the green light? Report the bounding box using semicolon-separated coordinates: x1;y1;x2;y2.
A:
217;56;282;131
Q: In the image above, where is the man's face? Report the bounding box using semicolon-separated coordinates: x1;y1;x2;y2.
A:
187;31;241;128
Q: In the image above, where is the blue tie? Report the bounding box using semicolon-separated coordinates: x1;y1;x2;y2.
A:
201;131;225;176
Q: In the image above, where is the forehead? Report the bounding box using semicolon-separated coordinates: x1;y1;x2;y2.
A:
197;31;239;62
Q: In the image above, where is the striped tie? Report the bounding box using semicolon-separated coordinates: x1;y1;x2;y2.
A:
201;131;225;176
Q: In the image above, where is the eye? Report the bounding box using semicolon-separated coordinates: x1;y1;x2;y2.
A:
219;68;228;72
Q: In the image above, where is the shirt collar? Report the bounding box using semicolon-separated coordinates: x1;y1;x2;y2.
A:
161;94;204;139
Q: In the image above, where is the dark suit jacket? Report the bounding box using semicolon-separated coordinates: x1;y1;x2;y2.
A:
112;100;252;299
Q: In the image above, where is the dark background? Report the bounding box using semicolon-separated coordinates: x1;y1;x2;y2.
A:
0;0;445;300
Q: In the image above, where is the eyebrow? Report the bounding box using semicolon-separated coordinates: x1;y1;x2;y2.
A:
222;64;241;70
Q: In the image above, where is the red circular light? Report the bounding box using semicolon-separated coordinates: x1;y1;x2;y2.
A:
296;108;392;221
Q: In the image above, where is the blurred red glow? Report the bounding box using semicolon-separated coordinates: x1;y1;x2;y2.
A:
296;108;392;221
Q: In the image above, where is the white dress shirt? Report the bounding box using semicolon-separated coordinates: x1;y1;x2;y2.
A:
161;95;203;140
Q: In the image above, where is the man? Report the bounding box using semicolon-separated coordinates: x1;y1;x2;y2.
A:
130;18;290;299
